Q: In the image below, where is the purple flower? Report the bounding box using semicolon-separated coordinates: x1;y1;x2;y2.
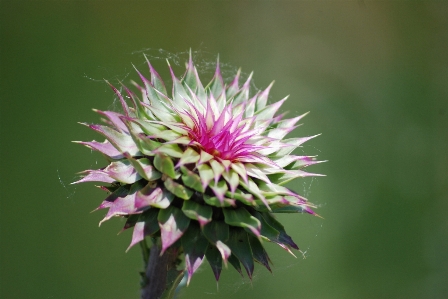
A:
74;54;324;284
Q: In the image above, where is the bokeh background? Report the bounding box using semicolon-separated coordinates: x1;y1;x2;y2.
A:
1;1;447;298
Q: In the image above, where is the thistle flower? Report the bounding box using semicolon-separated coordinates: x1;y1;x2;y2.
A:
74;55;323;286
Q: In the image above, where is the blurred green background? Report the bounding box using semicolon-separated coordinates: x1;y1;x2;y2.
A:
1;1;447;298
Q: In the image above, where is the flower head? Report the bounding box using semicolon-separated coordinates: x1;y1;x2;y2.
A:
74;54;323;284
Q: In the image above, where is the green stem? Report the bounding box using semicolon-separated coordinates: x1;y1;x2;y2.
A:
139;238;150;266
140;241;184;299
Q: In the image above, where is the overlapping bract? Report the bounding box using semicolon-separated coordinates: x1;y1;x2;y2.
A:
74;55;323;283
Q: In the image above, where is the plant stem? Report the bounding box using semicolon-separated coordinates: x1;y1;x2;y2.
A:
141;242;183;299
139;238;150;266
